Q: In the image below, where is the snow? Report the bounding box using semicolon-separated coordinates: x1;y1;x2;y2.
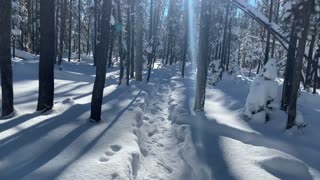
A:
244;59;279;122
1;53;320;180
110;15;115;26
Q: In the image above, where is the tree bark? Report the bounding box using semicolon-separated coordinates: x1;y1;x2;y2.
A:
313;46;320;94
281;24;298;111
264;0;273;64
181;0;188;78
130;0;135;78
194;0;211;111
221;0;230;72
117;0;124;85
305;27;317;88
90;0;112;121
287;0;314;129
0;0;14;117
68;0;73;62
135;2;143;81
78;0;81;62
126;0;131;86
37;0;55;111
58;0;67;66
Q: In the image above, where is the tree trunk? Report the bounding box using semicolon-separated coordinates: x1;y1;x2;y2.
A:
287;0;314;129
108;22;115;67
264;0;274;64
130;0;135;78
135;2;143;81
90;0;112;121
194;0;211;111
117;0;124;85
58;0;67;66
78;0;81;62
220;0;230;72
0;0;14;117
281;24;298;111
313;46;320;94
93;0;97;65
68;0;73;62
126;0;131;86
37;0;55;111
305;27;317;88
271;0;279;58
181;0;188;78
55;0;60;63
146;0;154;82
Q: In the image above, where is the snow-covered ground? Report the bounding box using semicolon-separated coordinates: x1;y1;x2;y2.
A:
0;55;320;180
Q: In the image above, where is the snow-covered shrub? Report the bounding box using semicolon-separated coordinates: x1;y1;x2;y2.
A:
244;58;278;123
208;60;222;85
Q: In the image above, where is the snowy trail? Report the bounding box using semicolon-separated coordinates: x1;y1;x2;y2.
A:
135;65;190;180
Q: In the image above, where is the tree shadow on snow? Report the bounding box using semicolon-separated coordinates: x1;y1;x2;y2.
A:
0;87;143;179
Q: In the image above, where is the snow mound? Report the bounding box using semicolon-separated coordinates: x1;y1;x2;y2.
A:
260;156;313;180
175;125;212;180
244;58;278;123
13;49;39;60
53;97;75;114
261;58;277;80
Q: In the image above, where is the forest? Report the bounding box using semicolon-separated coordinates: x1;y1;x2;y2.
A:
0;0;320;179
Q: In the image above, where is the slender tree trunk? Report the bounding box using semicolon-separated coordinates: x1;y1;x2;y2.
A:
287;0;314;129
135;1;143;81
78;0;81;62
194;0;211;111
126;0;131;86
93;0;97;65
181;0;188;78
271;0;279;58
0;0;14;117
58;0;67;66
281;24;298;111
130;0;135;78
147;1;161;83
32;0;35;54
108;10;115;68
117;0;124;85
146;0;154;82
305;27;317;88
264;0;274;64
90;0;112;121
68;0;73;62
55;0;60;63
86;15;91;55
12;37;16;58
35;0;40;55
220;0;230;72
313;46;320;94
108;17;114;68
37;0;55;111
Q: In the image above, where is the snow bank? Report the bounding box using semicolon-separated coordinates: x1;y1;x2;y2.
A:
12;48;39;60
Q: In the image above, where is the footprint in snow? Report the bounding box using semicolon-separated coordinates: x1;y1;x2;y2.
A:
99;156;110;163
110;144;122;152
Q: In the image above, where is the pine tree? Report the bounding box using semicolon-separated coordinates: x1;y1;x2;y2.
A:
90;0;112;121
194;0;211;111
37;0;55;111
0;0;14;117
135;0;143;81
